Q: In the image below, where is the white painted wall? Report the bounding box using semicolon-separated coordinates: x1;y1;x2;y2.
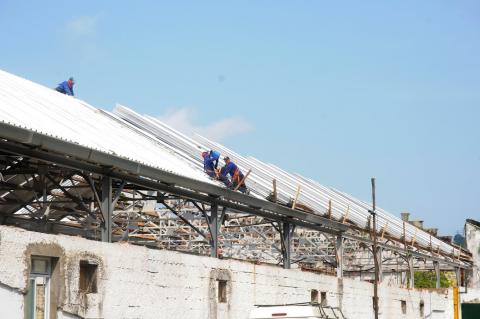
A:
465;221;480;288
461;287;480;303
0;284;23;319
0;225;455;319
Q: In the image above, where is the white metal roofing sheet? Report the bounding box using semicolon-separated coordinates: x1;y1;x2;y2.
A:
0;69;212;184
0;69;461;259
112;105;461;257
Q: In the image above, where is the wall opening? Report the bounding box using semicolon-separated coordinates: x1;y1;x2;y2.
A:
401;300;407;314
419;301;424;317
218;280;227;303
320;291;327;307
79;261;98;293
310;289;319;303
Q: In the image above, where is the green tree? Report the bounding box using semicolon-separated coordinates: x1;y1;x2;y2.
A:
414;271;451;288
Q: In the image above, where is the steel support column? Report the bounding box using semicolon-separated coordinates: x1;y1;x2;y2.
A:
455;267;461;288
335;235;343;278
282;222;292;269
433;261;441;288
209;202;218;258
101;176;112;242
408;255;415;288
377;247;383;283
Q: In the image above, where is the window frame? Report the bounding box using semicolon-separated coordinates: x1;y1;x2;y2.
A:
28;257;51;319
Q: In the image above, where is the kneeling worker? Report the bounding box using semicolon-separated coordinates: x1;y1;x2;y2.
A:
219;156;247;193
55;77;75;96
209;150;221;169
202;151;217;178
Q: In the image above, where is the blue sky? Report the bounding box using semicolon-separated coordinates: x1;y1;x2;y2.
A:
1;1;479;235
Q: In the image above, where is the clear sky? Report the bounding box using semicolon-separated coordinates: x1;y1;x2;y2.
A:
1;1;479;236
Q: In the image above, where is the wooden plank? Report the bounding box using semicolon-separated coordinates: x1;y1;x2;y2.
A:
272;179;277;202
328;199;332;219
342;205;349;224
234;169;252;191
291;185;301;210
381;221;389;239
411;228;417;246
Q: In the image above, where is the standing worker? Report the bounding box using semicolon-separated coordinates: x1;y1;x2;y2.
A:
219;156;247;193
55;77;75;96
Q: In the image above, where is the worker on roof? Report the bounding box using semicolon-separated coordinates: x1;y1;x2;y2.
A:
55;77;75;96
202;151;217;178
219;156;247;193
209;150;221;169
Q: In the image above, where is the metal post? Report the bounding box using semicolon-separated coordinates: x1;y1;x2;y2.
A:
377;247;383;283
370;178;379;319
434;261;441;288
101;176;112;242
465;269;468;293
210;202;218;258
336;235;343;278
455;267;461;288
282;222;292;269
408;255;415;288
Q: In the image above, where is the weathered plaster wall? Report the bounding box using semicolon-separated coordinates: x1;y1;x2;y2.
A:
0;225;454;319
465;221;480;288
0;283;23;319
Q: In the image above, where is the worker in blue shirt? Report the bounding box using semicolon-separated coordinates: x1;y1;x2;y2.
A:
209;150;221;169
55;77;75;96
219;156;247;193
202;151;217;178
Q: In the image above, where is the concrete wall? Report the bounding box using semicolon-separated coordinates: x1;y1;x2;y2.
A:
0;225;454;319
465;221;480;288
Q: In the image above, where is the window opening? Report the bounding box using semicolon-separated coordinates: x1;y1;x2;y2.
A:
320;291;327;307
79;261;98;293
218;280;227;303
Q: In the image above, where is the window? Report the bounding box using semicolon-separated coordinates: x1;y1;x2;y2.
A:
218;280;227;303
401;300;407;314
310;289;319;303
320;292;327;307
27;257;51;319
419;301;424;317
79;261;98;293
32;258;49;274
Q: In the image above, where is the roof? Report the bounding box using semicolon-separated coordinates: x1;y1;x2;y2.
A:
0;68;466;264
466;219;480;229
0;69;211;185
113;105;464;259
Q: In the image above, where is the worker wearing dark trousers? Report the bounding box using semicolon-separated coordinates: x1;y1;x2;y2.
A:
55;77;75;96
209;150;221;169
202;151;216;178
219;156;247;193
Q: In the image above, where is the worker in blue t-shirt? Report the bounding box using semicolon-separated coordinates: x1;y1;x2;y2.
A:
209;150;221;169
202;151;216;178
55;77;75;96
219;156;247;193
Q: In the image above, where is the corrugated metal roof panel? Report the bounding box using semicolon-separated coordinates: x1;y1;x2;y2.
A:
0;69;212;184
